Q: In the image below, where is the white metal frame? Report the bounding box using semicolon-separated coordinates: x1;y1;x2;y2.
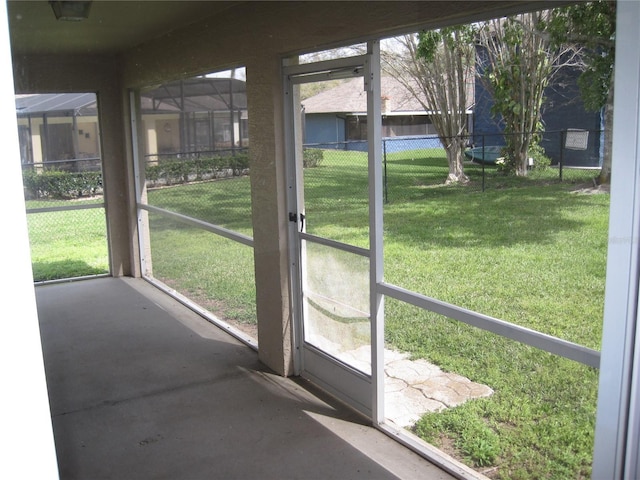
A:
129;90;149;277
284;48;379;417
592;1;640;477
129;89;258;351
379;283;600;367
365;40;386;425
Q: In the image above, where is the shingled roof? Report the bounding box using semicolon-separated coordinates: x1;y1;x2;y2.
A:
302;76;419;114
302;75;474;115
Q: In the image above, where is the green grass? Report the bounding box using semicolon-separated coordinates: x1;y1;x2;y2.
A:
146;212;256;324
147;176;253;235
305;150;604;478
26;149;607;478
383;183;607;348
26;199;109;281
388;300;598;478
144;177;256;326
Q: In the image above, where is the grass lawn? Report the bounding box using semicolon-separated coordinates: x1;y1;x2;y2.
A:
144;177;257;331
146;212;257;325
26;199;109;281
27;148;608;478
305;149;605;478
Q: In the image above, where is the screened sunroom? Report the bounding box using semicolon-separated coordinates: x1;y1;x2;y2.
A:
4;2;640;479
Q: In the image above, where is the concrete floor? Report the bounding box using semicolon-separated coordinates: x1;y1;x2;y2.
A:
35;277;456;480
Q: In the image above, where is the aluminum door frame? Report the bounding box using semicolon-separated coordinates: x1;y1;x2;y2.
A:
283;42;384;419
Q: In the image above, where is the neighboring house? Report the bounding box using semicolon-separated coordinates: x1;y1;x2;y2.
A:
15;76;248;168
302;76;471;152
473;45;603;167
139;76;248;159
16;93;101;168
305;62;602;166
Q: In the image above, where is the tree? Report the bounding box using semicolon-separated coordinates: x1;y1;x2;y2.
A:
545;1;616;184
384;27;475;184
477;10;581;176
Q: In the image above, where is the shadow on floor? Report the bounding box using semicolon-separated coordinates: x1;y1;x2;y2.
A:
35;277;454;480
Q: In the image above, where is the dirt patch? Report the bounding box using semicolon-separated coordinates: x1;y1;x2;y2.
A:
435;433;459;459
570;183;610;195
158;279;258;342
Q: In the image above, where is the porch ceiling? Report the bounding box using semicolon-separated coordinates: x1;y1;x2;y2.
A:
7;1;241;56
8;1;563;59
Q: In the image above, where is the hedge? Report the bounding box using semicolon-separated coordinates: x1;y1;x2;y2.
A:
23;152;306;198
145;154;250;185
23;169;102;199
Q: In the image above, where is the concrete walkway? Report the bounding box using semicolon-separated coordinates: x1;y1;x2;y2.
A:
35;277;456;480
384;350;493;428
338;346;493;428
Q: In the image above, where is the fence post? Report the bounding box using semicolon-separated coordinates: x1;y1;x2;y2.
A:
481;135;486;192
383;138;388;204
559;130;564;182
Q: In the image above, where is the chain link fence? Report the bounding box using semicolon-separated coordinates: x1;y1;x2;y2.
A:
301;146;370;246
142;148;256;339
21;158;108;282
144;148;253;235
304;129;603;207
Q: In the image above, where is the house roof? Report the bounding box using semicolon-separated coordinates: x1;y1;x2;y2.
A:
15;93;97;116
15;77;248;117
141;77;247;113
303;76;424;115
302;75;474;115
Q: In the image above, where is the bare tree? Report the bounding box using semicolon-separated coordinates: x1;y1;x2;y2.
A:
384;27;475;184
476;10;583;176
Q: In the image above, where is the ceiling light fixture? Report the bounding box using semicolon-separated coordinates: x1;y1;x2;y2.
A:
49;1;92;22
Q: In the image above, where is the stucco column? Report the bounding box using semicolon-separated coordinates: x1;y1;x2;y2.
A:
97;81;138;277
246;55;293;376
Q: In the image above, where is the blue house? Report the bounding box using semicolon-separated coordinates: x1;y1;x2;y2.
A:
305;56;602;167
302;76;454;152
473;46;603;167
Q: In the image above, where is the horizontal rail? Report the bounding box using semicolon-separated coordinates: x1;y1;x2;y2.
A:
26;202;104;214
284;55;367;80
22;157;101;166
379;282;601;368
145;147;248;160
140;203;254;248
299;231;369;257
306;290;370;319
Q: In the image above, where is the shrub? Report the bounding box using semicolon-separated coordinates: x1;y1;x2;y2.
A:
303;148;324;168
23;169;102;199
145;164;162;181
496;148;514;174
497;141;551;174
228;154;250;174
146;154;251;185
528;142;552;170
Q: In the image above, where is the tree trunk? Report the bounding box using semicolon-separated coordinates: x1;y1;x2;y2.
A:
598;72;614;184
445;140;470;184
507;133;530;176
516;142;530;176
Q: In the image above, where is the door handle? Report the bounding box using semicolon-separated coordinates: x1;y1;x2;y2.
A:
289;212;305;232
